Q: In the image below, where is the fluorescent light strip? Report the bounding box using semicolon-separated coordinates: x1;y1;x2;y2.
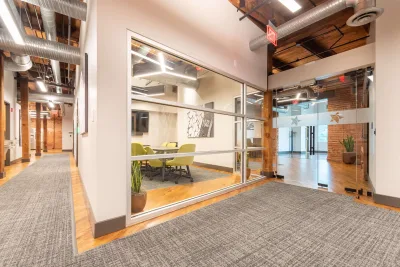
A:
134;71;163;79
158;53;166;72
165;71;197;81
131;90;149;96
277;97;307;103
131;50;173;70
296;93;301;100
36;80;47;92
0;0;25;45
279;0;302;13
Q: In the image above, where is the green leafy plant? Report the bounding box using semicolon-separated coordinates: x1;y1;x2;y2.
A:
340;135;355;152
131;161;143;193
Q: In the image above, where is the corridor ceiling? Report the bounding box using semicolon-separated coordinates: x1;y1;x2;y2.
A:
228;0;371;74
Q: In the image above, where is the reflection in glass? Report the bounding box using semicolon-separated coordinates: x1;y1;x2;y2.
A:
131;38;242;114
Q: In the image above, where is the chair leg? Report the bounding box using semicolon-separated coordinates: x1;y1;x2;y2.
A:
175;166;182;184
186;165;193;182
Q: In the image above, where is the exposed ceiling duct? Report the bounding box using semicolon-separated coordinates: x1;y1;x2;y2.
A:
4;54;32;71
274;87;316;99
41;7;62;93
249;0;384;51
29;92;74;104
21;0;87;21
1;0;33;72
133;62;200;89
0;29;80;65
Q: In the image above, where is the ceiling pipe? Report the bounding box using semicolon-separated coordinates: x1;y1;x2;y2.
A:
274;87;315;99
1;0;33;71
4;54;32;71
41;7;62;93
249;0;383;51
0;29;80;65
21;0;87;21
29;92;74;104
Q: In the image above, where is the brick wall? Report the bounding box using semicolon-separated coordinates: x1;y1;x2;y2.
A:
327;86;369;179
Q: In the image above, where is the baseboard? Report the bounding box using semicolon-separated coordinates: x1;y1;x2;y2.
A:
62;149;73;152
10;157;22;164
192;162;233;173
93;215;126;238
373;193;400;208
77;169;126;238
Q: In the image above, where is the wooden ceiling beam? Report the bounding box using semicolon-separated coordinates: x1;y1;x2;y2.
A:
272;57;293;72
298;37;336;59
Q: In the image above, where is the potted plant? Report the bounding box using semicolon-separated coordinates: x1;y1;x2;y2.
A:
339;135;356;164
131;161;147;213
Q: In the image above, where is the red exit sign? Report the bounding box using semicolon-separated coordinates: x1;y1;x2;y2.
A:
267;25;278;47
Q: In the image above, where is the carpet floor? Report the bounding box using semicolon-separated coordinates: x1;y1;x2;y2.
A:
1;154;400;266
142;166;231;191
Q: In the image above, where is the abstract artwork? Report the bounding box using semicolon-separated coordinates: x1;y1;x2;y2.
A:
187;102;214;138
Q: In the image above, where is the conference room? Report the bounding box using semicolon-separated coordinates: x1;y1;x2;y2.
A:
129;36;266;217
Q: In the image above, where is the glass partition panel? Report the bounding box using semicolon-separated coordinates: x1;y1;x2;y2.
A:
131;100;239;153
246;119;264;149
131;152;241;215
246;86;264;118
131;38;242;114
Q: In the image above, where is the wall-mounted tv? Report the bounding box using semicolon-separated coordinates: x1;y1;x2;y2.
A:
132;111;149;135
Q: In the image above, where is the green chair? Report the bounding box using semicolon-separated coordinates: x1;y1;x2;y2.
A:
166;144;196;184
161;142;168;147
131;143;147;156
167;142;177;148
145;147;164;180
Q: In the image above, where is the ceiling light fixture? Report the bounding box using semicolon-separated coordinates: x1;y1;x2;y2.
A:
277;97;307;103
131;50;173;70
296;93;301;100
158;53;166;72
368;75;374;82
279;0;302;13
0;0;25;45
36;80;47;92
134;71;163;79
48;101;55;109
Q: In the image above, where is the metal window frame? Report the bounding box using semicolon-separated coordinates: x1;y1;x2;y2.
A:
126;30;267;226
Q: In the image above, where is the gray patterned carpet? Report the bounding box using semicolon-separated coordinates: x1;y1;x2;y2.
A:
1;154;400;266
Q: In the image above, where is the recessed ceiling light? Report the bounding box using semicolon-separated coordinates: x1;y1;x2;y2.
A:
0;0;25;45
279;0;302;13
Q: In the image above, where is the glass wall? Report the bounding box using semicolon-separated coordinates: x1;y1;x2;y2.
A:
129;36;266;219
274;69;373;196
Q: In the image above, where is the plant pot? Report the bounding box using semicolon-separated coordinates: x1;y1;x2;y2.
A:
246;168;251;180
342;152;356;164
131;190;147;213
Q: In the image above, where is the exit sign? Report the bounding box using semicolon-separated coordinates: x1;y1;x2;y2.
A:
267;25;278;47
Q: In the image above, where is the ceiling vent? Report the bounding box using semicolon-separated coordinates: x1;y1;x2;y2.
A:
346;7;383;26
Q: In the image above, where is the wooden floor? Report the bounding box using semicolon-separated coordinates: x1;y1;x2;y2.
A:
1;151;399;255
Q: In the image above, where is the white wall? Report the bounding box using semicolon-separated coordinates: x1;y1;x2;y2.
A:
177;73;240;168
375;0;400;198
77;0;268;222
75;0;98;220
4;70;22;161
278;128;290;152
62;104;73;150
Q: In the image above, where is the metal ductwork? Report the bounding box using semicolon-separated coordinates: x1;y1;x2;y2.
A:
133;62;200;89
4;54;32;71
29;92;74;104
249;0;384;51
21;0;87;21
41;8;62;93
0;29;80;65
274;87;315;99
1;0;33;71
